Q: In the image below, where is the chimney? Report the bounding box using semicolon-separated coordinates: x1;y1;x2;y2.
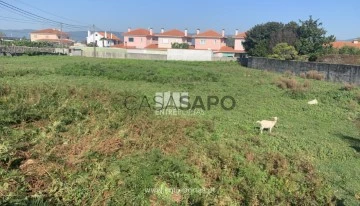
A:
222;29;225;37
235;29;239;36
128;27;131;32
150;28;153;35
88;30;91;37
161;28;164;33
111;33;113;39
184;28;188;37
105;31;107;38
196;28;200;35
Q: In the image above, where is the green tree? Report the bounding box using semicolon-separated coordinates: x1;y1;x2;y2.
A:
243;22;284;56
171;42;189;49
269;43;298;60
339;46;360;55
269;21;299;49
226;37;235;48
295;16;335;57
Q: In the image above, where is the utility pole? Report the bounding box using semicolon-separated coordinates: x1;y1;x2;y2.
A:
60;23;63;55
92;24;96;57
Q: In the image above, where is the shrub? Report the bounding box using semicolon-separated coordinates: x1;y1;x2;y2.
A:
275;77;310;96
300;72;306;79
171;43;189;49
269;43;298;60
303;80;311;88
306;70;325;80
341;83;356;91
283;70;294;77
308;54;318;62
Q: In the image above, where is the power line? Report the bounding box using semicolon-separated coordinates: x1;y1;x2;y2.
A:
0;15;57;25
13;0;86;25
0;0;89;29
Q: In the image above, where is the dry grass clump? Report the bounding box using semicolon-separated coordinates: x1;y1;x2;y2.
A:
301;70;325;80
275;77;311;93
300;72;306;79
283;70;295;78
341;83;356;91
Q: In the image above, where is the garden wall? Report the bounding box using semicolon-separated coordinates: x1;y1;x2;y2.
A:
247;57;360;84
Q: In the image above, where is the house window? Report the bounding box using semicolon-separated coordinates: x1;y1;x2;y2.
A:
152;37;158;41
214;40;217;44
200;39;206;45
129;37;134;42
162;38;169;44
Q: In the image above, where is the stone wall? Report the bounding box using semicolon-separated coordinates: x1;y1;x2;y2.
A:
247;57;360;84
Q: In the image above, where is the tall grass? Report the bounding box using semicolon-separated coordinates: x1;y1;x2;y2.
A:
0;56;360;205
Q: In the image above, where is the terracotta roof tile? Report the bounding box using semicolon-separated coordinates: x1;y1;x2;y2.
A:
218;46;235;52
332;41;360;49
124;28;152;36
194;30;224;38
145;44;159;49
31;28;68;36
98;32;121;41
157;29;189;37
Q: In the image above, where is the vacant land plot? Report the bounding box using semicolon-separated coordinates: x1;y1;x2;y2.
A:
0;56;359;205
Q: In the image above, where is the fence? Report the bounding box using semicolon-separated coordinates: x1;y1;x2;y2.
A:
246;57;360;84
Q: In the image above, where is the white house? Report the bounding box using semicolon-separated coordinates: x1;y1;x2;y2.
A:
86;31;121;47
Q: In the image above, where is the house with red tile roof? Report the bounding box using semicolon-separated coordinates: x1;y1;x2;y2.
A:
86;31;121;47
331;40;360;49
193;29;227;50
30;28;74;46
123;28;158;49
157;29;192;49
234;29;246;52
212;46;236;57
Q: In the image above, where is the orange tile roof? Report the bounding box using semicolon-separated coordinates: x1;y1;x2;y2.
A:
98;32;121;41
332;41;360;49
144;44;159;49
194;30;225;38
123;28;152;36
218;46;235;52
157;29;190;37
31;28;68;36
234;32;246;39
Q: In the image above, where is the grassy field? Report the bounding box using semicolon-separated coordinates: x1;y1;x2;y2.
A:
0;56;359;205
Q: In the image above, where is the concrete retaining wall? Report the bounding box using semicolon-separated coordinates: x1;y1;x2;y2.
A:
79;47;127;58
71;47;239;62
247;57;360;84
167;49;212;61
